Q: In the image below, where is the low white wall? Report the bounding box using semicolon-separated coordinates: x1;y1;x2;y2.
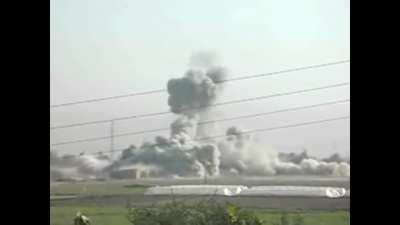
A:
145;185;347;198
240;186;346;198
145;185;247;196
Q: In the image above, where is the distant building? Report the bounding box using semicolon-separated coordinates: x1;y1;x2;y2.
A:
109;168;151;179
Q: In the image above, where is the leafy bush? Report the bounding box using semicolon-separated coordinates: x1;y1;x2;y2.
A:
292;214;305;225
269;213;304;225
280;213;290;225
127;198;264;225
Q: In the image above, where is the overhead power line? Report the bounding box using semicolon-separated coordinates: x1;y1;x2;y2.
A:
51;89;166;109
50;99;349;146
196;116;350;142
50;60;349;108
79;115;350;156
50;82;349;130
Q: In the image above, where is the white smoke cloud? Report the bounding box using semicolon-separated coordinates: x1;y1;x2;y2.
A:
54;54;350;179
107;53;350;178
167;65;227;115
77;155;111;174
333;162;350;177
50;152;112;180
218;127;278;176
300;158;350;176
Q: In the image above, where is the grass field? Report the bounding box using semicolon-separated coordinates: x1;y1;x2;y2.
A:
50;181;149;196
51;179;349;210
50;205;349;225
51;178;349;224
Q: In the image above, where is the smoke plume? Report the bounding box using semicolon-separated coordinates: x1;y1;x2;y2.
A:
167;67;227;115
52;54;350;180
106;54;350;178
50;151;111;181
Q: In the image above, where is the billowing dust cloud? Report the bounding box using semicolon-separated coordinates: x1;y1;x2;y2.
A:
167;66;227;114
50;151;111;180
51;53;350;180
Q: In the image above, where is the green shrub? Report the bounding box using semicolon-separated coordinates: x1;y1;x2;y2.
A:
292;214;305;225
268;213;304;225
127;198;264;225
280;213;290;225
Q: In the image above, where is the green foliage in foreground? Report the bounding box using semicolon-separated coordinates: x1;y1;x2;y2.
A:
127;199;344;225
128;199;264;225
51;206;131;225
50;205;349;225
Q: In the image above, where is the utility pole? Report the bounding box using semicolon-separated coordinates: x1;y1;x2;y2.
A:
110;120;115;159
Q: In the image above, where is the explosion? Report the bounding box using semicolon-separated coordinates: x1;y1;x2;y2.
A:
50;53;350;180
107;53;350;178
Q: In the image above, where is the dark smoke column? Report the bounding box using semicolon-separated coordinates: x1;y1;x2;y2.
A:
167;67;228;115
164;63;228;177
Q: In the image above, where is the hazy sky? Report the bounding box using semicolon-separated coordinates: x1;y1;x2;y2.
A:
50;0;350;158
